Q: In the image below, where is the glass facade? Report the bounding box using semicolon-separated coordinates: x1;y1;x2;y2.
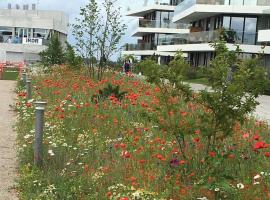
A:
0;27;13;43
0;26;50;44
222;16;258;45
175;0;270;16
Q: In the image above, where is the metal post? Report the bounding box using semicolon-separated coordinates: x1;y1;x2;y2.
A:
26;78;32;100
34;105;45;167
34;101;47;108
22;72;27;84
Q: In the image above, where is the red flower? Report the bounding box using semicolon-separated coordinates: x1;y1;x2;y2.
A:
180;111;187;117
227;154;235;159
120;198;129;200
265;152;270;157
106;191;112;197
208;151;216;157
179;160;186;165
253;135;260;140
121;150;131;158
253;141;269;150
242;133;249;139
193;137;200;143
120;143;126;149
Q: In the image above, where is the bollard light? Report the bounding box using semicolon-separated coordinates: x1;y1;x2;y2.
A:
22;72;27;84
26;78;32;100
34;102;46;167
34;101;47;108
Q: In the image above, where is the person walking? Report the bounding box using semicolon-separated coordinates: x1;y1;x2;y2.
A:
123;60;131;74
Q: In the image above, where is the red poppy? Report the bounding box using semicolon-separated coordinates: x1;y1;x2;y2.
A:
265;152;270;157
208;151;216;157
253;141;269;150
121;150;131;158
193;137;200;143
253;135;260;140
180;160;186;165
120;197;129;200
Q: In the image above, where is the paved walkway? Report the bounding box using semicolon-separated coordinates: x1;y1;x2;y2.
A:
190;83;270;123
0;80;18;199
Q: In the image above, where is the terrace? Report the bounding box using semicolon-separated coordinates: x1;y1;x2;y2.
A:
173;0;270;23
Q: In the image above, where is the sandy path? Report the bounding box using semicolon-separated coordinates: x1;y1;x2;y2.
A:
0;80;18;200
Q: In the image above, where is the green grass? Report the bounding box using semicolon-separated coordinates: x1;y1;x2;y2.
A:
185;77;209;85
2;69;19;80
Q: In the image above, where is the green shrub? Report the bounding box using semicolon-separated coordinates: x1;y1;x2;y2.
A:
91;83;127;103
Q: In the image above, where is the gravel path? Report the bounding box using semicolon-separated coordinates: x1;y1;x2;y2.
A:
0;80;18;200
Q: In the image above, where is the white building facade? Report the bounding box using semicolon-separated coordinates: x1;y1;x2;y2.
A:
124;0;270;67
123;0;189;64
0;5;68;63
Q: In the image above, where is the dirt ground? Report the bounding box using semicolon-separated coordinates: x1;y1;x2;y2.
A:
0;80;18;199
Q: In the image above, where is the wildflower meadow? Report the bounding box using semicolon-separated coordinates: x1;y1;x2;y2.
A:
15;65;270;200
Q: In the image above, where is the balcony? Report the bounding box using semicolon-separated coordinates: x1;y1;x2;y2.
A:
158;30;257;45
174;0;270;23
125;43;157;51
132;19;190;37
139;19;189;29
127;1;176;17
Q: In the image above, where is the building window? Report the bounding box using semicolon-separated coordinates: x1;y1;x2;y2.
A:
243;17;257;45
222;16;257;45
0;26;13;43
230;17;245;43
33;28;49;39
223;16;231;29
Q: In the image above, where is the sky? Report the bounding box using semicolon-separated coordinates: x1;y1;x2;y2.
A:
0;0;155;60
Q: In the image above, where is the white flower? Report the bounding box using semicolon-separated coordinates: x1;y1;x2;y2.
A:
253;181;260;185
24;134;32;139
197;197;209;200
214;188;220;192
48;149;55;156
254;174;261;180
236;183;244;189
62;143;68;147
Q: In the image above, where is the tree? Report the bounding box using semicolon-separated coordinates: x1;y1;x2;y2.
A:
72;0;126;80
64;42;83;70
96;0;127;80
39;34;64;67
72;0;100;77
198;39;267;153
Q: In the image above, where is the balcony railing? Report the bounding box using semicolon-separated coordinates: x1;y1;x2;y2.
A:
175;0;270;16
125;43;157;51
139;19;190;29
158;30;257;45
144;0;179;6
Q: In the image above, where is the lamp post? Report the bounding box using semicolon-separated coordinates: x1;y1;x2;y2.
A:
34;101;47;167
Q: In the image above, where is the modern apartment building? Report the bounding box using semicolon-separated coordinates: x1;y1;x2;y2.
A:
125;0;270;67
0;4;68;63
123;0;190;64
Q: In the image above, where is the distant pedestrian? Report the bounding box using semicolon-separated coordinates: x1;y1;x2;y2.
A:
123;60;131;74
7;36;12;43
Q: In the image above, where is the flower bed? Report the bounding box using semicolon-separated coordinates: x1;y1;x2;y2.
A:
15;69;270;199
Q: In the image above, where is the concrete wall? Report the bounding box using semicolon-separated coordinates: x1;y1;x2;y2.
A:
0;43;47;62
0;9;68;34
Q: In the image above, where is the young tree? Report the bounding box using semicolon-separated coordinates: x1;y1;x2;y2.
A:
72;0;100;77
198;39;267;153
72;0;126;80
96;0;126;80
39;34;64;67
64;42;83;70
